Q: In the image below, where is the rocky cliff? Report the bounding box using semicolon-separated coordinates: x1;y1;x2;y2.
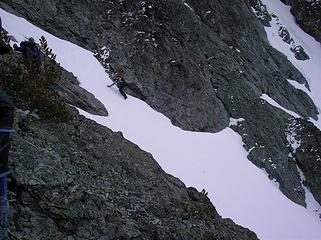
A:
8;113;258;239
1;0;319;207
286;118;321;205
1;0;321;237
280;0;321;43
0;52;257;239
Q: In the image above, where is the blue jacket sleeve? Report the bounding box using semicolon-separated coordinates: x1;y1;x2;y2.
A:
107;80;117;87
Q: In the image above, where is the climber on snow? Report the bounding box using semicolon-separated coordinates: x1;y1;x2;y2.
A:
107;72;128;99
13;37;41;64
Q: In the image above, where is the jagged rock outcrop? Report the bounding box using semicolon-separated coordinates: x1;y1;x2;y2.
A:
251;0;272;26
281;0;321;43
1;0;319;207
8;112;258;239
286;118;321;205
1;36;257;239
55;68;108;116
253;0;310;61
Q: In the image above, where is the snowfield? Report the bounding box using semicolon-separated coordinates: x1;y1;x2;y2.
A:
262;0;321;130
1;3;321;240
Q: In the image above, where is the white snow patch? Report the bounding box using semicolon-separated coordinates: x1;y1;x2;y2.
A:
98;47;110;62
298;167;321;220
286;121;302;154
272;178;280;189
287;79;310;94
2;7;321;240
287;132;301;153
229;118;245;127
248;146;255;154
260;94;300;118
182;0;194;12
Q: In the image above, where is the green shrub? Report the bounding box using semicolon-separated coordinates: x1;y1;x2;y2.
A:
0;36;72;122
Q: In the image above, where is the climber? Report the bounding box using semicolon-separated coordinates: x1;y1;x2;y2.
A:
13;37;41;64
107;72;128;99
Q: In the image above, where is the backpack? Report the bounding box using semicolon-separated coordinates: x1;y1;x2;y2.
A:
21;41;41;61
31;44;41;61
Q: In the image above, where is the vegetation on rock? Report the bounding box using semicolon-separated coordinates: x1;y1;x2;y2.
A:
0;36;72;122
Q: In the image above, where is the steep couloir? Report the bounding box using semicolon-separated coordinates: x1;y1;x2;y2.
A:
1;0;319;207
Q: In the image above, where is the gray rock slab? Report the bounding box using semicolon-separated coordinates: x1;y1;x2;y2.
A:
8;113;258;240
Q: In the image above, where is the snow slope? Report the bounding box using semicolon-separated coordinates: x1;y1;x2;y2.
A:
261;93;301;118
262;0;321;223
262;0;321;130
1;6;321;240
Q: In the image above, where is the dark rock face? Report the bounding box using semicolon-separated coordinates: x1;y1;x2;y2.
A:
252;0;272;26
55;68;108;116
279;26;292;44
290;45;310;61
286;118;321;206
281;0;321;43
1;0;319;207
8;113;258;240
